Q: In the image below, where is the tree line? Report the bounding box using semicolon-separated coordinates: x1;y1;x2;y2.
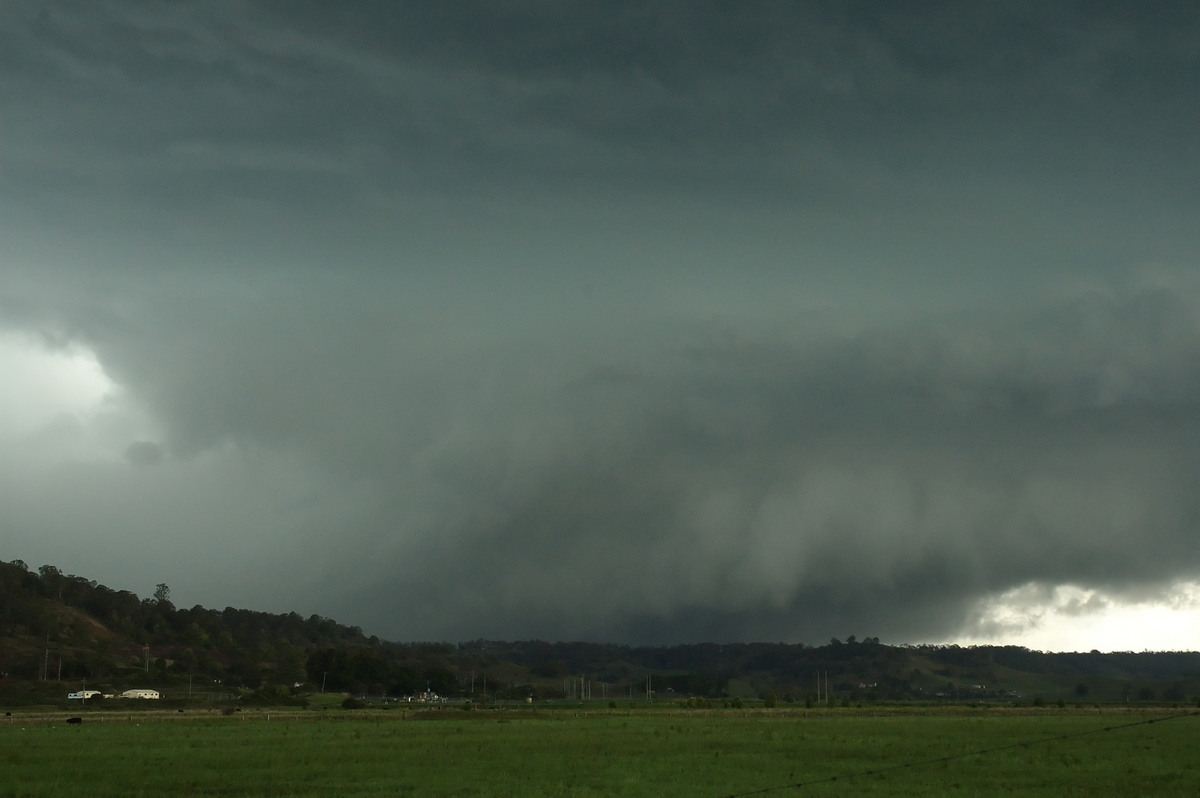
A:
4;559;1198;706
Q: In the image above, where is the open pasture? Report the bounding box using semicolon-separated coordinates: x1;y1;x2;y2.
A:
2;708;1197;796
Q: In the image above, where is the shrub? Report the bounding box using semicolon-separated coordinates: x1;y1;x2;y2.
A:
240;687;308;707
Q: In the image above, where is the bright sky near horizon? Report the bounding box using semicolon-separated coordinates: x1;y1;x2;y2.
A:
3;1;1200;651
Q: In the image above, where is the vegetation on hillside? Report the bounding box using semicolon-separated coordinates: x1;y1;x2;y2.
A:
3;559;1199;707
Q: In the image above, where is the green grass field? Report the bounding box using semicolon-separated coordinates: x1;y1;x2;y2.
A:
2;707;1197;796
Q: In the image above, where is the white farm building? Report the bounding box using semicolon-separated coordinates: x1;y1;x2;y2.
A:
119;689;160;699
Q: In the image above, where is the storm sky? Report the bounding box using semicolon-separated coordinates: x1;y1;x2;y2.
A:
3;1;1200;650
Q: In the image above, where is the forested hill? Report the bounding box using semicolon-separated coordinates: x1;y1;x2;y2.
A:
3;560;1199;706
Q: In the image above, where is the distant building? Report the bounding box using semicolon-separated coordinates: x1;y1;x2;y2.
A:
119;689;160;699
67;690;101;700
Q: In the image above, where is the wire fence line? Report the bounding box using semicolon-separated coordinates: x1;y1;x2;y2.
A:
724;709;1200;797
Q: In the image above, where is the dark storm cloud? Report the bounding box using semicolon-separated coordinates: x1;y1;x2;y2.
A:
7;0;1198;211
312;277;1200;642
4;0;1193;297
2;2;1199;644
123;440;163;468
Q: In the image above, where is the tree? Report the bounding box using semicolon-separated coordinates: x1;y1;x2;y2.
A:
153;583;172;605
306;647;351;691
424;666;458;696
350;649;390;688
38;564;64;600
390;666;421;696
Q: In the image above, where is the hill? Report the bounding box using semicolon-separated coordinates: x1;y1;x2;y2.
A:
3;559;1199;707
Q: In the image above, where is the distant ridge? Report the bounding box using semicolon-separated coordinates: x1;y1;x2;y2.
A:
2;559;1198;707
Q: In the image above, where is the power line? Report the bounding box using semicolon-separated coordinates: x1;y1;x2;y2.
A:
724;710;1200;798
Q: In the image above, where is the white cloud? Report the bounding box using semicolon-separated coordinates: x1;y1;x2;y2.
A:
0;332;114;439
958;581;1200;652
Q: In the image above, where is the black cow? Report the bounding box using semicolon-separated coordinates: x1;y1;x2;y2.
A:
66;717;83;725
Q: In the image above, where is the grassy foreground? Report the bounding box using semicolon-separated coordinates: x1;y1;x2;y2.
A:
2;707;1197;797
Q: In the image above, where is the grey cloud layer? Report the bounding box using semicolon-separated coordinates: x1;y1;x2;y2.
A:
324;280;1200;642
7;2;1197;207
2;2;1198;643
20;268;1190;643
